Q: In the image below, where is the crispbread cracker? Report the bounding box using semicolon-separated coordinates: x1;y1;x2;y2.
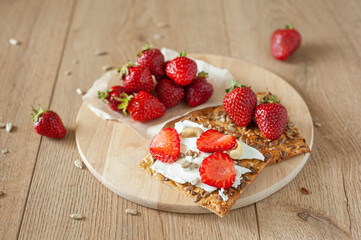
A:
139;92;310;217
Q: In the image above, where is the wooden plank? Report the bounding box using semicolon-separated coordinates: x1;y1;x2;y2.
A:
18;0;260;239
0;0;75;239
223;0;361;239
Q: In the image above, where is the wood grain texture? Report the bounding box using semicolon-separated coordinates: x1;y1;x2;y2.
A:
0;0;75;239
75;54;313;214
0;0;359;239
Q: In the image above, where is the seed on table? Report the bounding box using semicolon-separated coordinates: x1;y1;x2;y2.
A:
102;65;113;71
153;34;163;39
5;123;12;132
72;59;79;64
314;121;322;128
183;185;195;191
300;187;310;195
64;71;72;76
0;123;5;128
74;160;84;169
181;161;192;168
125;208;138;215
70;214;84;220
156;22;168;28
2;149;9;154
76;88;84;95
9;38;19;46
95;50;107;56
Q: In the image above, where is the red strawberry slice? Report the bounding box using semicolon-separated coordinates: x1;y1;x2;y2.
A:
149;128;180;163
197;129;237;153
199;152;236;189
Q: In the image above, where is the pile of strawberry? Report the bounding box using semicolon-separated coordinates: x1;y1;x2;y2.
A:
98;44;214;122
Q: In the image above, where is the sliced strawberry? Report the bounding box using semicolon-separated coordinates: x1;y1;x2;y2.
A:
149;128;180;163
197;129;237;153
199;152;236;189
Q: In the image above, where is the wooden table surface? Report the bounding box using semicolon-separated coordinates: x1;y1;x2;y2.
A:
1;0;360;239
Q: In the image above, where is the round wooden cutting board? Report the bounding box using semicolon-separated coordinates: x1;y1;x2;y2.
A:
75;54;313;214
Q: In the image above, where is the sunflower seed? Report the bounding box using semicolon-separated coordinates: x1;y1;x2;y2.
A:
156;22;168;28
192;162;199;169
239;182;247;190
9;38;19;45
70;214;84;220
95;50;107;56
5;123;12;132
179;153;185;158
250;166;258;175
72;60;79;64
2;149;9;154
314;122;322;128
185;150;194;156
268;141;278;147
280;150;288;159
153;34;163;39
244;175;251;182
228;125;236;132
192;152;199;158
102;65;112;71
191;191;197;196
74;160;84;169
125;208;138;215
0;123;5;128
202;191;211;198
181;161;192;168
183;185;195;191
76;88;84;95
194;194;201;202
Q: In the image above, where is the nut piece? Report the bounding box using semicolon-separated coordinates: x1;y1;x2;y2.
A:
229;143;244;160
180;127;204;138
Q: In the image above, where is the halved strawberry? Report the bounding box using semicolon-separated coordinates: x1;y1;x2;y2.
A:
149;128;180;163
197;129;237;153
199;152;236;189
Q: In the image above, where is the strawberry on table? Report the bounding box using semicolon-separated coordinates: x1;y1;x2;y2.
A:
119;62;154;93
197;129;237;153
199;152;236;189
119;91;166;122
150;128;180;163
30;106;66;138
185;71;213;107
165;51;197;86
155;78;184;109
223;80;257;127
271;25;301;61
98;85;131;113
255;94;288;140
137;43;165;78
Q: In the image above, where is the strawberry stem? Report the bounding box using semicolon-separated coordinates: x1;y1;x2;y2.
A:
137;43;152;57
118;61;133;76
197;71;208;78
262;93;279;103
30;105;47;123
225;79;250;93
180;50;187;57
285;24;293;29
98;90;110;103
115;93;133;115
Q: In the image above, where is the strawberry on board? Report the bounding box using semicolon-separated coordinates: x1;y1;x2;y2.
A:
118;62;154;93
199;152;236;189
149;128;180;163
185;71;214;107
118;91;166;122
137;43;165;78
155;78;185;109
30;106;66;138
98;85;131;113
165;51;197;86
271;25;301;61
223;80;257;127
255;94;288;140
197;129;237;153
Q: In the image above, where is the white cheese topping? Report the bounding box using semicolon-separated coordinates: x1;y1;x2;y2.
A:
151;120;263;193
219;188;229;201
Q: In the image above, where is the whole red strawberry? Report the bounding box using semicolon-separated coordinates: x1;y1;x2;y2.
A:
119;62;154;93
119;91;166;122
185;71;213;107
254;95;287;140
149;128;180;163
155;78;184;108
30;106;66;138
137;43;165;78
199;152;236;189
98;85;131;113
223;80;257;127
165;51;197;86
271;25;301;61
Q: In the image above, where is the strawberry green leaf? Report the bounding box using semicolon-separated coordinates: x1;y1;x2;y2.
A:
197;71;209;78
179;50;187;57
